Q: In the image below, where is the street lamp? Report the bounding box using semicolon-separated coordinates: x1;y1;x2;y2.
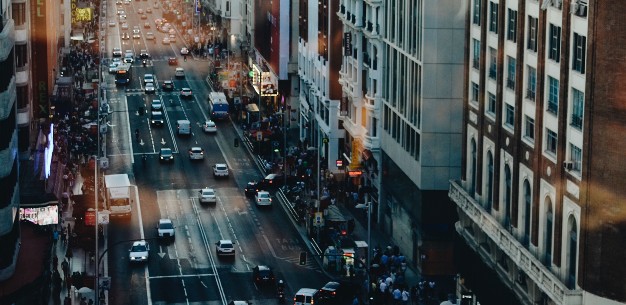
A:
355;201;371;303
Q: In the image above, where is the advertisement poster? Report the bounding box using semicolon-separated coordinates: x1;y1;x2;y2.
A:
20;205;59;225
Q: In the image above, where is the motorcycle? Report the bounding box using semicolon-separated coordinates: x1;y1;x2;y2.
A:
277;290;285;304
142;59;147;67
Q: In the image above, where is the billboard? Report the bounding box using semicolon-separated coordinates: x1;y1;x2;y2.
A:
20;205;59;225
251;64;278;96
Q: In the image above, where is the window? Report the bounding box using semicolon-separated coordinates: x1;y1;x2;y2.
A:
473;39;481;69
507;9;517;42
527;66;536;100
570;144;582;172
12;3;27;26
471;82;479;104
486;152;494;212
547;77;559;114
489;2;498;33
527;16;538;52
549;24;561;62
473;0;481;25
573;0;588;18
489;47;497;79
546;129;557;155
487;92;496;115
15;44;27;68
571;89;584;129
524;116;535;141
507;56;516;90
505;104;515;127
572;33;586;73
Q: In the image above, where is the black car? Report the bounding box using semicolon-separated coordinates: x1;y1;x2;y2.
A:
317;281;354;304
252;265;275;286
162;80;174;91
244;181;259;197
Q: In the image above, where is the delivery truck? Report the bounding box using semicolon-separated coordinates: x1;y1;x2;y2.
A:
104;174;132;216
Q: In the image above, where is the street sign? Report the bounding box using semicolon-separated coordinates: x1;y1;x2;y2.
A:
256;131;263;141
348;170;362;177
336;159;343;168
322;138;329;144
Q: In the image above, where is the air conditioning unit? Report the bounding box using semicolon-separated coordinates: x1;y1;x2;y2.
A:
563;161;573;170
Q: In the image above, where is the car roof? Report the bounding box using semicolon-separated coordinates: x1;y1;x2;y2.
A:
256;265;271;271
152;99;161;103
159;218;172;224
322;281;340;290
257;191;270;195
190;147;203;151
219;239;233;244
133;240;147;246
161;148;172;152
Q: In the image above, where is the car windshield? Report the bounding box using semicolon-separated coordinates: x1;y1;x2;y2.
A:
131;245;147;252
161;149;172;155
159;222;174;230
221;243;233;249
216;165;226;170
259;193;270;199
203;190;215;196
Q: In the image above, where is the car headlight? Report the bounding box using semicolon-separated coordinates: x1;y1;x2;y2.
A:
160;156;164;159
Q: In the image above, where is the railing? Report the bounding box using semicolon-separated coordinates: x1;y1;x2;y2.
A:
472;59;479;69
570;115;582;129
526;89;535;101
506;78;515;90
547;101;558;114
488;69;496;79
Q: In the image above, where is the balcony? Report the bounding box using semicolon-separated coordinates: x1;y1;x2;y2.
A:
488;69;496;79
0;20;16;60
449;180;583;305
547;101;558;114
472;59;479;69
506;78;515;90
570;115;582;129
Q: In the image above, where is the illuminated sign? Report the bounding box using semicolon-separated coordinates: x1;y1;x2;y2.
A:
336;159;343;168
20;205;59;225
44;124;54;178
348;170;362;177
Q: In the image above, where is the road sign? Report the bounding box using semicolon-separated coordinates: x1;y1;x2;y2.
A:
323;138;329;144
256;131;263;141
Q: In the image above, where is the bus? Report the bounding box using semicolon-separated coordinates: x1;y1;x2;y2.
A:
208;91;230;120
115;63;132;85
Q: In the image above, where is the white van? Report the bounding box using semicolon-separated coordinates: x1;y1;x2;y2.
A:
294;288;319;305
176;120;191;135
175;67;185;78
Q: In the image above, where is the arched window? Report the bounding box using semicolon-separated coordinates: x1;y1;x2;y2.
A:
544;198;553;266
470;139;477;196
523;180;532;247
486;152;494;212
567;216;578;289
504;165;512;228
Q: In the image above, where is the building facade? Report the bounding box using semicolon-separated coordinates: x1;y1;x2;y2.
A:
0;6;19;283
450;0;626;304
337;0;465;274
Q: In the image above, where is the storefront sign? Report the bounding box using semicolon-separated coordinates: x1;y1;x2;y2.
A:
348;170;362;177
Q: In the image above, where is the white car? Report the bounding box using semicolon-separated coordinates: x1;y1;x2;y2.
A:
162;37;170;45
112;47;123;57
129;240;149;262
123;55;134;63
199;188;216;204
175;67;185;78
216;239;235;256
144;73;155;84
157;219;175;238
180;47;189;55
145;32;155;40
108;63;119;73
203;120;217;133
145;82;156;93
180;87;192;98
108;21;116;27
168;34;177;42
213;163;229;178
255;191;272;206
121;22;129;30
189;147;205;160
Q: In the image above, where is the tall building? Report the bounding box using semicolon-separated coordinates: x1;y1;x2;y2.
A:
297;0;344;170
0;3;19;283
336;0;465;275
450;0;626;304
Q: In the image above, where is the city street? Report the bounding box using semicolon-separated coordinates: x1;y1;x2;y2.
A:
100;1;328;304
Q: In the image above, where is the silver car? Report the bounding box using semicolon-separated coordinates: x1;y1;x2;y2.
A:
129;240;149;262
199;188;216;204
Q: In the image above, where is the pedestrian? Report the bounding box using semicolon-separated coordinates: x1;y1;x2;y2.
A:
53;229;59;245
401;288;410;305
61;259;69;283
393;286;402;305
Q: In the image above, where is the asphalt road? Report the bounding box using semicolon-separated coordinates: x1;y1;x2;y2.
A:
101;1;330;305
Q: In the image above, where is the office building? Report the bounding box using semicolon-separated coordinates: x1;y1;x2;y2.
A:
449;1;626;304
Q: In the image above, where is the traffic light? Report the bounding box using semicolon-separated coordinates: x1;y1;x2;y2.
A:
299;252;307;265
